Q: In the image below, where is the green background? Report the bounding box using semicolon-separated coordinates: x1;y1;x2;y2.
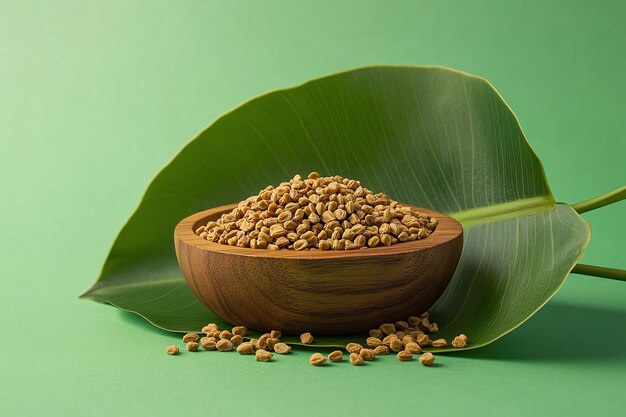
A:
1;1;624;416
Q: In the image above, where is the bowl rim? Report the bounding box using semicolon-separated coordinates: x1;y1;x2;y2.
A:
175;203;462;260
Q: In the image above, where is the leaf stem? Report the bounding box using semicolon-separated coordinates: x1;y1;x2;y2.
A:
571;186;626;214
572;263;626;282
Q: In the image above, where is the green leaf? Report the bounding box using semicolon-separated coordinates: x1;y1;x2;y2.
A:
82;66;590;351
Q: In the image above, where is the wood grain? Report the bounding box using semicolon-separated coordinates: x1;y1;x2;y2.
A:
175;204;463;335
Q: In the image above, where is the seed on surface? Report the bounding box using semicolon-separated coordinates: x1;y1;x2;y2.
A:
382;334;398;345
309;353;327;366
374;345;389;355
417;334;430;347
202;323;219;334
274;343;291;354
200;337;217;350
404;342;422;354
380;323;396;335
346;343;363;354
431;338;448;348
395;321;409;330
419;352;435;366
237;342;255;355
366;337;383;347
359;348;376;361
232;326;247;336
300;332;314;344
407;316;421;327
256;337;268;350
349;353;364;366
401;335;414;345
328;350;343;362
369;328;383;339
256;349;273;362
165;345;179;355
451;334;468;348
182;332;200;343
230;335;243;346
216;339;233;352
267;337;280;351
389;338;405;352
270;330;282;339
219;330;233;340
294;239;308;251
396;350;413;361
186;341;199;352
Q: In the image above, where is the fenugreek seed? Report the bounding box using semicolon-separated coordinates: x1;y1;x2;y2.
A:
274;343;291;354
277;211;292;223
366;337;383;347
402;335;414;345
367;236;380;247
395;320;409;330
219;330;233;340
419;352;435;366
200;337;217;350
309;353;327;366
451;334;468;348
165;345;179;355
380;323;396;335
429;322;439;333
267;337;280;351
270;330;282;339
346;343;363;354
382;334;398;345
232;326;247;336
405;342;422;354
300;332;314;344
186;341;199;352
374;345;389;355
349;353;364;366
237;342;255;355
417;334;430;347
395;331;407;339
182;332;200;343
294;239;308;251
328;350;343;362
230;335;243;346
432;338;448;348
319;241;331;250
389;338;405;352
359;348;376;361
408;316;421;327
369;329;383;339
255;349;272;362
308;172;320;179
202;323;219;334
397;350;413;361
216;339;233;352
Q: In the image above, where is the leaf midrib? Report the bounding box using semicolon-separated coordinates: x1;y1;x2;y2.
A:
448;195;555;225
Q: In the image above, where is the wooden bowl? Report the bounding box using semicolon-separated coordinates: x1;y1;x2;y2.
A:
175;204;463;335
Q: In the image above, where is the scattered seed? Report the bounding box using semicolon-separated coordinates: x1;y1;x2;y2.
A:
349;353;364;366
216;339;233;352
389;338;405;352
219;330;233;340
267;337;280;351
380;323;396;335
419;352;435;366
182;332;200;343
232;326;247;336
346;343;363;354
202;324;219;334
300;332;314;344
368;329;383;339
186;341;199;352
396;350;413;361
328;350;343;362
230;335;243;346
374;345;389;355
274;343;291;354
404;342;422;354
165;345;179;355
359;348;376;361
417;334;430;347
256;349;272;362
451;334;468;348
366;337;383;347
310;353;327;366
270;330;282;339
200;337;217;350
382;334;398;345
237;342;255;355
431;338;448;348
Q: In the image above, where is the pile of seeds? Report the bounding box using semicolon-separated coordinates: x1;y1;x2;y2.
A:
165;313;467;368
195;172;438;250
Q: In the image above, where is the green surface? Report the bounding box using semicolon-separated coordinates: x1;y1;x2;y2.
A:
1;1;624;416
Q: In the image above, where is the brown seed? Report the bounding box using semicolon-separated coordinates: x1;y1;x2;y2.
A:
230;335;243;346
231;326;247;336
206;330;221;339
417;334;430;347
419;352;435;366
309;353;327;366
328;350;343;362
300;332;314;344
267;337;280;351
396;350;413;361
255;349;273;362
395;331;407;339
428;322;439;333
366;337;383;347
237;342;255;355
346;343;363;354
270;330;282;339
165;345;179;355
405;342;422;354
294;239;308;251
374;345;389;355
274;343;291;354
382;334;398;345
219;330;233;340
202;323;219;334
432;338;448;348
182;332;200;343
359;348;376;361
369;328;383;339
395;320;409;330
407;316;421;327
200;337;217;350
389;338;405;352
380;323;396;335
451;334;468;348
401;335;414;345
256;337;268;350
186;341;199;352
216;339;233;352
349;353;364;366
